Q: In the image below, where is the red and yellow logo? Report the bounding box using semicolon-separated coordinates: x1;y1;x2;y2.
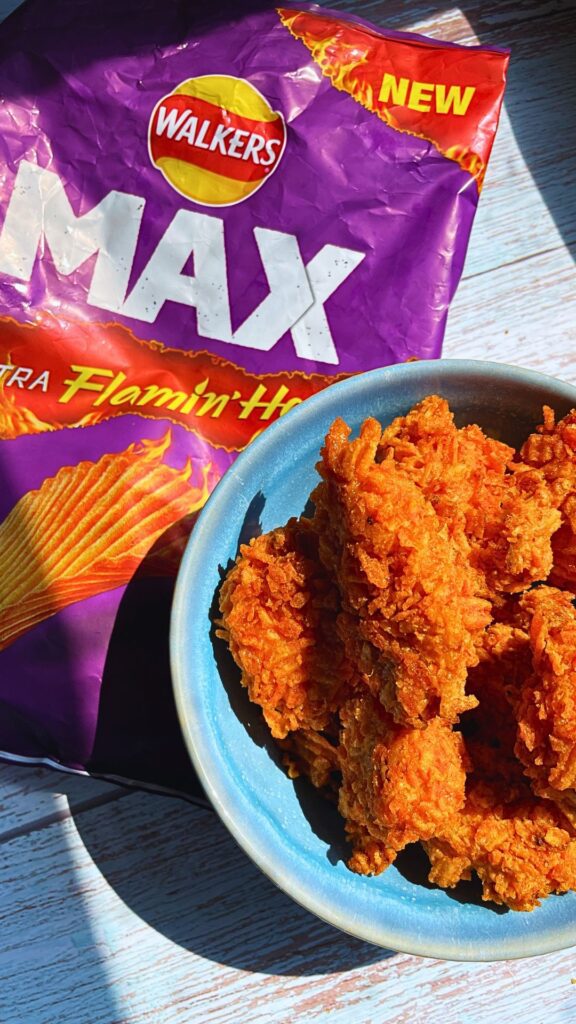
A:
148;75;286;206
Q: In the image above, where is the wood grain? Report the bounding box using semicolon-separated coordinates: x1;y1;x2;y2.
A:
0;794;575;1024
445;245;576;379
0;761;124;842
0;2;575;1023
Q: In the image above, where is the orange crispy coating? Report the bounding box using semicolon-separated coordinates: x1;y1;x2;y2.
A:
520;406;576;504
313;415;491;726
218;517;352;739
219;399;576;910
520;407;576;590
378;396;560;595
515;586;576;793
425;781;576;911
427;600;576;910
339;694;468;875
462;614;532;795
279;728;341;792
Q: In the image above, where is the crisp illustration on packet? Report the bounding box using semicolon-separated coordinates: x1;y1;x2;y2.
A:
0;0;508;793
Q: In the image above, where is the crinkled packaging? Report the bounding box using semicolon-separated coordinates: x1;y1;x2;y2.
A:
0;0;508;793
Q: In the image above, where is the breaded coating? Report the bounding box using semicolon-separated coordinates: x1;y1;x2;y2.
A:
489;465;562;592
218;517;350;739
549;503;576;593
425;781;576;911
339;695;468;875
429;602;576;911
279;728;341;792
313;416;491;726
219;399;576;911
379;396;560;595
520;406;576;505
532;787;576;832
462;613;532;795
520;407;576;590
469;597;533;713
377;395;513;528
515;586;576;792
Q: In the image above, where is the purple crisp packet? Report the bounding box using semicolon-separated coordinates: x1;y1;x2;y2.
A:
0;0;508;795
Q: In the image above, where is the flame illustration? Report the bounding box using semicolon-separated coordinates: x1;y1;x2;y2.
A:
0;361;55;439
279;8;487;187
444;145;486;189
280;10;374;107
0;431;213;650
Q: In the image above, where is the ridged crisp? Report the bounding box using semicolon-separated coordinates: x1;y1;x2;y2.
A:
0;432;211;650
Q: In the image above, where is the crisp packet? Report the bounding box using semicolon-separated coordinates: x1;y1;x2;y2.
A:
0;0;508;794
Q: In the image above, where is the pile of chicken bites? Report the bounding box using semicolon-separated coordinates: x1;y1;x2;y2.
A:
219;397;576;911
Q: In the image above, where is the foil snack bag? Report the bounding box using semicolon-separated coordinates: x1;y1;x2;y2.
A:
0;0;508;794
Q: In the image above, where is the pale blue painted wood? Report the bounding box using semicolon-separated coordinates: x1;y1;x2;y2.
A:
445;245;576;380
0;0;21;20
1;793;575;1024
0;761;124;838
0;2;574;1023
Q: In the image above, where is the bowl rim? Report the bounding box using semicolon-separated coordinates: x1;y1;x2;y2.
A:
171;358;576;962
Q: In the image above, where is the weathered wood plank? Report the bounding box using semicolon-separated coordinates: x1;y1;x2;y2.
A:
444;244;576;380
0;3;573;1023
0;793;575;1024
0;761;127;841
329;0;572;42
0;0;21;18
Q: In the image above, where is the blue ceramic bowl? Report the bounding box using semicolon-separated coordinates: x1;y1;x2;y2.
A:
171;360;576;961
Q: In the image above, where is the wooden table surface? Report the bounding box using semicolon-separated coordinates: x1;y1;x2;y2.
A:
1;1;576;1022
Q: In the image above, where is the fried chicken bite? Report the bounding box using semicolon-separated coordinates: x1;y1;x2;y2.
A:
378;396;560;596
514;586;576;793
218;517;351;739
422;589;576;910
219;399;576;911
339;694;469;875
424;781;576;911
425;599;576;912
278;728;341;792
488;464;562;593
312;416;491;727
377;395;513;522
520;407;576;590
461;611;533;795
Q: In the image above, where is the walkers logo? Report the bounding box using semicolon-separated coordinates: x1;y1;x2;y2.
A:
148;75;287;206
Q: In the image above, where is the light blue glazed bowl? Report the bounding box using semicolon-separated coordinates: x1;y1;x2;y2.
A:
171;360;576;961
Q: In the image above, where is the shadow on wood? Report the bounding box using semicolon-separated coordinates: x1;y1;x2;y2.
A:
72;791;395;976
